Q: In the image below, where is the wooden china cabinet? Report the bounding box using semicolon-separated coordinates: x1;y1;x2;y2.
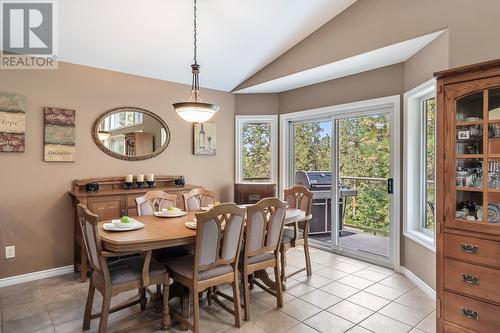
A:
69;176;202;282
435;59;500;333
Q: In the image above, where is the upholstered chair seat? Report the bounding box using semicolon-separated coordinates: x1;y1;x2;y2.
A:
166;255;234;281
109;257;166;286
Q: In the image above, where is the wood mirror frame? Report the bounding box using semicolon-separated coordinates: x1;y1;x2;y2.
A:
92;107;171;161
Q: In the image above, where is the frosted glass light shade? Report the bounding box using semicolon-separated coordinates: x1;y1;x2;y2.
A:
173;102;219;123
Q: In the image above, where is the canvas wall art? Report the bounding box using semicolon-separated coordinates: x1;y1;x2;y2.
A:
44;107;76;162
193;122;216;155
0;92;26;152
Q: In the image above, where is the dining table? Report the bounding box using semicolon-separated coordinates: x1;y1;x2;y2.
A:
98;207;309;323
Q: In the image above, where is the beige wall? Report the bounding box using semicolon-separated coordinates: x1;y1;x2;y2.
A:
0;62;235;279
235;0;500;91
279;64;404;114
235;94;279;115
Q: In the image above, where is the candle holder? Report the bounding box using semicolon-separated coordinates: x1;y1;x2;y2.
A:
125;182;133;190
136;181;145;189
146;180;155;188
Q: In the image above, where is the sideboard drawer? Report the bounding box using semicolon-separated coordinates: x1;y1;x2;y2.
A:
444;258;500;304
444;233;500;269
443;321;475;333
443;291;500;333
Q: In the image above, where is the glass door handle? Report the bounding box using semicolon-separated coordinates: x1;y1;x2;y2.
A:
387;178;394;194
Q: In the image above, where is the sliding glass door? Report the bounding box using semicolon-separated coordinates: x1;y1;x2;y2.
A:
333;111;393;264
288;105;397;266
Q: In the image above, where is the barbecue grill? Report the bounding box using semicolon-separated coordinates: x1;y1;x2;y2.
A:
295;171;357;235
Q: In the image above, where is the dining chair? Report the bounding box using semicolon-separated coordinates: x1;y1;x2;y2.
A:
182;187;215;211
240;197;287;321
135;190;178;215
165;203;246;333
280;186;314;286
77;204;170;333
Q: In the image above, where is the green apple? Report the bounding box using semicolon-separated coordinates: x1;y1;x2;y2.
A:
120;216;131;223
167;206;175;211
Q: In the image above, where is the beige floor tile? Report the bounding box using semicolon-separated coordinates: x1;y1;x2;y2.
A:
316;267;349;280
365;265;395;276
379;274;415;292
287;323;320;333
1;300;48;322
341;259;372;269
346;291;390;311
254;309;300;333
300;289;342;309
304;311;355;333
346;326;372;333
221;321;267;333
253;289;295;307
197;306;239;333
285;280;317;297
353;268;392;282
415;312;436;333
0;287;45;307
320;281;359;299
53;317;97;333
364;283;406;300
312;255;347;266
330;262;365;274
280;298;322;321
394;289;435;313
379;302;429;326
3;310;53;333
293;274;332;288
359;313;412;333
48;301;85;325
337;275;375;290
327;300;373;324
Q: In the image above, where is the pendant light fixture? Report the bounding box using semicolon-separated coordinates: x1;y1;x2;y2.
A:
173;0;219;123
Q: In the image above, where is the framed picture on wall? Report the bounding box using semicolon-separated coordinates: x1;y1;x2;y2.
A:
0;92;26;152
193;122;216;155
44;107;76;162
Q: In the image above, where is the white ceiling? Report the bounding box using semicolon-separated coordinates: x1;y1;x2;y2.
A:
234;30;445;93
56;0;357;92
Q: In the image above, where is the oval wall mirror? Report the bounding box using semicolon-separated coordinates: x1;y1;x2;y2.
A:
92;107;170;161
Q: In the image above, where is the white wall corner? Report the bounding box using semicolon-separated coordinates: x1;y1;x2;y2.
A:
397;266;436;300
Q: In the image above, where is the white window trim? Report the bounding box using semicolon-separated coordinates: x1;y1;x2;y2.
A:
403;78;436;252
235;115;278;184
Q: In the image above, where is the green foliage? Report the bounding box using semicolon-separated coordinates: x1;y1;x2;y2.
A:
293;123;331;172
242;123;271;181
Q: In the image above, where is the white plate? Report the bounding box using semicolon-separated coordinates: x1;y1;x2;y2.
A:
200;206;211;211
103;221;144;232
154;211;188;218
184;221;197;229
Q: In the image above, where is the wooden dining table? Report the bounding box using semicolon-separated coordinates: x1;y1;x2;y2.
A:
98;208;308;322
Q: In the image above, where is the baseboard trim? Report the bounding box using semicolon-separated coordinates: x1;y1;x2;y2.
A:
0;265;74;288
398;266;436;300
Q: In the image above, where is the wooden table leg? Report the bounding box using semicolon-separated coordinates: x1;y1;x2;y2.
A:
253;269;277;290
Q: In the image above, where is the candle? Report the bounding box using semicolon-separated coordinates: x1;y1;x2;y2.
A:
125;174;133;183
136;174;144;182
147;174;154;182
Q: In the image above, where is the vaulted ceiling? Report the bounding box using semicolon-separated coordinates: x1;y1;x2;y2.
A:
57;0;357;92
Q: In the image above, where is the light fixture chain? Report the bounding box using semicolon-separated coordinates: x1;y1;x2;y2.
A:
193;0;197;65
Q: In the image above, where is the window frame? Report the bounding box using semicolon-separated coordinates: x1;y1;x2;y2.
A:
403;78;436;251
235;115;278;184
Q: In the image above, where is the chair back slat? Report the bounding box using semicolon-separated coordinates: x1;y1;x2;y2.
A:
193;203;246;276
245;198;287;257
135;191;177;216
284;186;313;216
77;204;104;272
183;188;215;211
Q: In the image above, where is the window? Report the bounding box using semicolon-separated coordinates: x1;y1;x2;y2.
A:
100;112;143;131
235;115;277;183
404;79;436;251
423;96;436;234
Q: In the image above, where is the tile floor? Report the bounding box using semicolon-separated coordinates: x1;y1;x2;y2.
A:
0;247;436;333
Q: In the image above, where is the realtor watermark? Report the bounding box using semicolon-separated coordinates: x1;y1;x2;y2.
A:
1;0;57;69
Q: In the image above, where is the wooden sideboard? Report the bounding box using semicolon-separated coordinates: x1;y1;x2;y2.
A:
69;176;202;282
435;59;500;332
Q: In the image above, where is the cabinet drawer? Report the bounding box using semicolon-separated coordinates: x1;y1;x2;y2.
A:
443;291;500;333
443;321;475;333
87;196;125;221
444;234;500;269
444;258;500;304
